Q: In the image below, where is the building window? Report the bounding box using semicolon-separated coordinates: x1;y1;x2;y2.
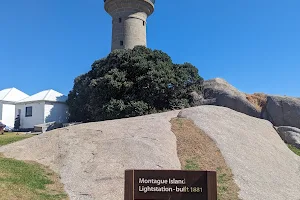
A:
143;21;145;26
25;106;32;117
120;41;123;46
119;18;122;23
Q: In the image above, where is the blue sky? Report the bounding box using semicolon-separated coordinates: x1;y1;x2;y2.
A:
0;0;299;97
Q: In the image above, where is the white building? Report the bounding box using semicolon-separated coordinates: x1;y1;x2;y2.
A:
0;88;29;128
16;89;69;129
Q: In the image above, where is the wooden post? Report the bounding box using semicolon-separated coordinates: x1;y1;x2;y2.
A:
124;170;134;200
207;170;217;200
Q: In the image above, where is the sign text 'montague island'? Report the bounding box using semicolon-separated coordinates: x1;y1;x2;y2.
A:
124;170;217;200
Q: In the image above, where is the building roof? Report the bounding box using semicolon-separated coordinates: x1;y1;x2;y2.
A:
18;89;68;103
0;88;29;102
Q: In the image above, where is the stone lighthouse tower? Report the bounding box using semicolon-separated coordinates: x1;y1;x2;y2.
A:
104;0;155;51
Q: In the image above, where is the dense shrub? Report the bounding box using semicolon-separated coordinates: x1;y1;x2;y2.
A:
67;46;203;122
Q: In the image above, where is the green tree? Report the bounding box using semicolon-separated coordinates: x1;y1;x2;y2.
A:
67;46;203;122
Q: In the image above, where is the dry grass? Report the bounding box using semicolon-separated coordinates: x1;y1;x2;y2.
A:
246;93;267;111
171;118;240;200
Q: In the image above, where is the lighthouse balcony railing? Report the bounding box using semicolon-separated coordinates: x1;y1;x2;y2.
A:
104;0;155;4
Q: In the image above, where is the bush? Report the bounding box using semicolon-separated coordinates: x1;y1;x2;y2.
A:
67;46;203;122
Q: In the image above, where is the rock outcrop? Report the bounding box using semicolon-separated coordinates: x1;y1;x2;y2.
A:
0;111;181;200
276;126;300;148
179;106;300;200
203;78;261;118
189;91;216;106
1;106;300;200
261;95;300;129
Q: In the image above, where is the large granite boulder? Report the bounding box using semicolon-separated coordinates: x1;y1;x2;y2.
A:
178;106;300;200
189;91;216;106
276;126;300;148
203;78;260;118
261;95;300;129
0;111;181;200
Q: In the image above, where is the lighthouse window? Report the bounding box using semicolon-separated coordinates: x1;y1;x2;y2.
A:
120;41;123;46
143;21;145;26
119;18;122;23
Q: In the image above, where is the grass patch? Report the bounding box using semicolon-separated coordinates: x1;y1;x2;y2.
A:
0;154;68;200
288;144;300;156
171;118;240;200
0;132;33;146
184;159;199;170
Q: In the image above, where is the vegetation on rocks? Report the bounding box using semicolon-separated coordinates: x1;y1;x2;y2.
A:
67;46;203;122
0;154;68;200
171;118;240;200
288;144;300;156
0;133;67;199
0;132;33;146
245;93;267;111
